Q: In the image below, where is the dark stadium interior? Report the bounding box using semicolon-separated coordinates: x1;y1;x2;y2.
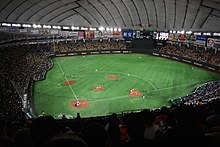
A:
0;0;220;146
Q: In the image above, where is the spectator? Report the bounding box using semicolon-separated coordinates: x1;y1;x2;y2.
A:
43;134;88;147
81;120;108;147
30;115;60;147
125;113;155;147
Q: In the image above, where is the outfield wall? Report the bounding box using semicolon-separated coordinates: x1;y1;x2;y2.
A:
52;49;220;73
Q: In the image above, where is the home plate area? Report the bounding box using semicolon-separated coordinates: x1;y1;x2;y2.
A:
69;100;89;109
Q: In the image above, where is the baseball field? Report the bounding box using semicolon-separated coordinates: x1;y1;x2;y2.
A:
33;54;220;118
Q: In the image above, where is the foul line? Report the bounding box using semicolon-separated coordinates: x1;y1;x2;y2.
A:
55;58;79;101
148;82;203;93
86;82;204;104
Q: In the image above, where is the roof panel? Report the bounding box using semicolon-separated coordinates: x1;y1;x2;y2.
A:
203;0;220;11
202;14;220;31
0;0;219;31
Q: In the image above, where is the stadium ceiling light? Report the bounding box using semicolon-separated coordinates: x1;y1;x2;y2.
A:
177;30;184;34
74;26;80;30
63;26;70;29
33;24;41;28
2;23;11;27
22;24;32;28
114;28;117;31
43;25;51;29
98;27;105;31
203;32;211;36
118;28;121;32
213;33;220;36
194;32;201;35
81;27;88;30
186;31;192;34
89;27;96;31
52;26;61;29
12;23;21;27
71;26;80;30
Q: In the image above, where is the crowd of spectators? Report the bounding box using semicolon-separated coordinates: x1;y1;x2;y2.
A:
160;44;220;67
0;43;53;124
1;99;220;147
53;39;126;53
0;31;47;45
172;81;220;106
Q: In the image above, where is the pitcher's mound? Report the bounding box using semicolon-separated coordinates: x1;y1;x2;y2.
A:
107;75;119;79
92;86;105;91
70;100;89;109
129;89;143;96
64;80;76;86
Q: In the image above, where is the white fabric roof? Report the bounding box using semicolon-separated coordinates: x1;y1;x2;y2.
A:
0;0;220;31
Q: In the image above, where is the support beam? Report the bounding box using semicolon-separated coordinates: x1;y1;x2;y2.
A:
110;0;126;27
182;0;189;28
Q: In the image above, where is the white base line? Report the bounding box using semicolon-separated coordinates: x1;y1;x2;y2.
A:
148;82;202;93
87;82;203;104
55;58;78;101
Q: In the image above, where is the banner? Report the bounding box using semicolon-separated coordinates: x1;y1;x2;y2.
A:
85;31;94;38
122;29;133;39
59;31;70;37
196;35;207;41
95;31;103;38
196;35;206;46
103;30;113;38
50;30;59;35
133;30;141;38
156;32;168;40
9;27;17;32
113;31;122;38
40;29;49;35
178;34;187;41
214;39;220;50
196;40;206;46
207;38;215;47
19;29;27;33
0;27;6;31
69;31;78;37
77;31;84;39
168;34;173;41
30;29;39;34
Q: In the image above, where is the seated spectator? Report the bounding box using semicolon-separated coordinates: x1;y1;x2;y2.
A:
158;104;208;146
43;134;88;147
30;115;60;147
125;113;155;147
80;119;108;147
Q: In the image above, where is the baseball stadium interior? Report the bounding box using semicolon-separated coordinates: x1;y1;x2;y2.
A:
0;0;220;146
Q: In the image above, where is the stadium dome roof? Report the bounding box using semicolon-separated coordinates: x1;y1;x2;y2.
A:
0;0;220;31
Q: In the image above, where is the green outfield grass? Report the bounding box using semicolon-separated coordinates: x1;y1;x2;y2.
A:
33;54;220;118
